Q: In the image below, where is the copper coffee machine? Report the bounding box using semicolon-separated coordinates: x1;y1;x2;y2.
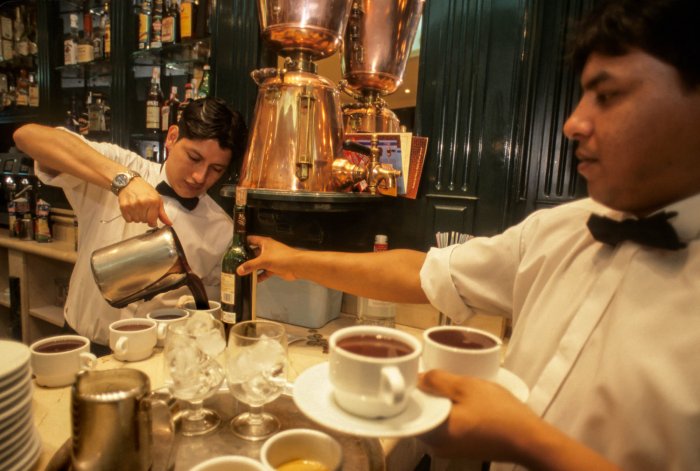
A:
239;0;354;193
340;0;426;134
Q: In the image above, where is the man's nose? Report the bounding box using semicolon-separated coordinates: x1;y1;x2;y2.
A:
563;102;592;141
192;167;207;183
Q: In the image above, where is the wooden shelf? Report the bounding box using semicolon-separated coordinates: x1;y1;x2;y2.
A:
29;305;64;327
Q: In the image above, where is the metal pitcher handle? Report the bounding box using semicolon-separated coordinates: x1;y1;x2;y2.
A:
141;389;179;471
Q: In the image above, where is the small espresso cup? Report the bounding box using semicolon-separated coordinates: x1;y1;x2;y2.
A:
146;308;189;347
190;456;266;471
422;326;503;379
261;428;343;471
329;325;422;419
109;318;157;362
30;335;96;387
179;298;222;322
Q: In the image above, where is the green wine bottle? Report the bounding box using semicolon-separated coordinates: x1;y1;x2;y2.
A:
221;186;254;336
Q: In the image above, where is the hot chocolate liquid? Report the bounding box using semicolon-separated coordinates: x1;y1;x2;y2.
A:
337;334;413;358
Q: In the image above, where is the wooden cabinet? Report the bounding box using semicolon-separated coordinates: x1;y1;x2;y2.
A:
0;230;76;344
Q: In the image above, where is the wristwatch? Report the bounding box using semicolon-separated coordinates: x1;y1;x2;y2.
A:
110;170;141;196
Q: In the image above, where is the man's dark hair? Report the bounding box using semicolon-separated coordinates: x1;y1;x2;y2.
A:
178;97;248;162
571;0;700;88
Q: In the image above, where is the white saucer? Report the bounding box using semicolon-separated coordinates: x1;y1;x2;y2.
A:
293;362;452;438
493;368;529;403
0;340;30;381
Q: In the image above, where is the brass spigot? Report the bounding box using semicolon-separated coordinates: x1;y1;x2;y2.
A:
332;134;401;195
366;134;401;195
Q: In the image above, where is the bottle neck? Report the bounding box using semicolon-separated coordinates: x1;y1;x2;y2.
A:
233;204;247;242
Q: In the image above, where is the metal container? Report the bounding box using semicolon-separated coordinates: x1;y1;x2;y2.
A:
71;369;175;471
90;226;191;308
343;102;400;133
239;67;345;192
341;0;426;95
258;0;354;60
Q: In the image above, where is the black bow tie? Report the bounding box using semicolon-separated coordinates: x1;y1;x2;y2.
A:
155;181;199;211
587;212;686;251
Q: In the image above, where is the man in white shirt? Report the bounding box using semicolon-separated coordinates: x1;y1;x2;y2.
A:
235;0;700;469
13;98;247;351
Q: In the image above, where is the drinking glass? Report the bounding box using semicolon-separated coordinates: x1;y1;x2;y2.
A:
163;314;226;436
225;320;289;440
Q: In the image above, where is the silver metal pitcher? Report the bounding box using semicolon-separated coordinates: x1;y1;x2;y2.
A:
71;369;176;471
90;226;191;308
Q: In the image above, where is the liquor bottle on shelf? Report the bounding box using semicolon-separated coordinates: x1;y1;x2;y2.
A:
176;82;193;123
28;73;38;107
161;85;179;131
180;0;195;41
92;11;104;60
77;12;94;64
146;66;163;133
194;0;210;39
13;6;29;57
64;13;79;66
138;0;152;50
144;144;154;161
15;69;29;106
197;64;210;98
220;186;255;337
79;93;90;135
103;2;111;59
162;0;179;45
27;8;38;56
151;0;163;49
88;92;108;132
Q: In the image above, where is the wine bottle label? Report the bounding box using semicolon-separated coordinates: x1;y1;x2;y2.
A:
180;4;193;39
138;13;151;49
162;16;174;43
221;272;236;305
77;44;94;63
64;40;76;65
146;102;160;129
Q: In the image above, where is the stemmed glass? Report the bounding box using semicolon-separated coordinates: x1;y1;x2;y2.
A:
163;313;226;436
225;320;289;441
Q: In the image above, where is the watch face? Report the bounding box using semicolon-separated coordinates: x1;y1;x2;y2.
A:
115;174;129;187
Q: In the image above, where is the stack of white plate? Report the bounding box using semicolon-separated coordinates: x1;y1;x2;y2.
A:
0;340;41;471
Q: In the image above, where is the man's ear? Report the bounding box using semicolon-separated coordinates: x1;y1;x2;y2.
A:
165;125;179;151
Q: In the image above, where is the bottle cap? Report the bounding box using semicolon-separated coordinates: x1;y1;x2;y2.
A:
374;234;388;244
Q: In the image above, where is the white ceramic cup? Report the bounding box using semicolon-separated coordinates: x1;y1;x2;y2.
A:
179;298;222;322
30;335;96;387
422;326;503;379
190;455;266;471
146;308;189;347
328;325;422;419
261;428;343;471
109;318;158;362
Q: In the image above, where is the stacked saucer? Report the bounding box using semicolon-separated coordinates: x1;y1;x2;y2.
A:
0;340;41;471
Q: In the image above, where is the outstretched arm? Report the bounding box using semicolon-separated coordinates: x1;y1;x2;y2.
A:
237;235;430;303
418;370;622;471
13;124;172;226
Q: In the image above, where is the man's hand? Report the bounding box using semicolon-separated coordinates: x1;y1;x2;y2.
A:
236;235;300;282
118;178;173;227
418;370;533;461
418;370;623;471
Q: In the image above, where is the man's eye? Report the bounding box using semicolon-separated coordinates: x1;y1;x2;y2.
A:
595;91;617;105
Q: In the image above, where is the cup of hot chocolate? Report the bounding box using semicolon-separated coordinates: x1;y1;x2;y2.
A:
30;335;96;387
109;318;157;362
422;326;503;379
178;296;222;322
328;325;422;419
146;308;189;347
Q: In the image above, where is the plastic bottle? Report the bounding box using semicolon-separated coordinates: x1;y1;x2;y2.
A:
357;234;396;327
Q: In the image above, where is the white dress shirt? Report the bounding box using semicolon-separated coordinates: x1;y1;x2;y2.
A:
421;195;700;470
35;129;233;345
